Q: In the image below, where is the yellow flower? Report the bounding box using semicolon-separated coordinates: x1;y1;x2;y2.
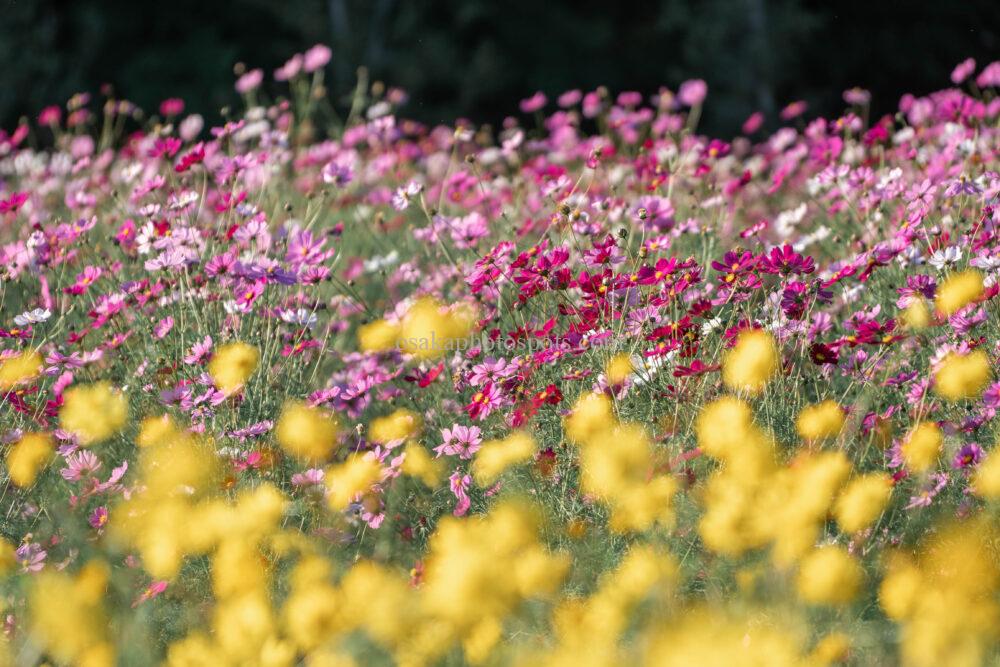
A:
340;561;419;645
644;607;806;667
137;414;180;448
901;421;942;473
695;396;755;458
972;447;1000;498
934;349;991;400
307;650;357;667
935;269;983;316
275;402;339;462
326;455;382;510
358;319;401;353
212;539;268;599
795;400;845;441
0;538;16;574
722;329;778;394
901;299;931;330
878;555;921;620
796;546;862;605
369;409;422;444
472;431;536;485
6;432;53;487
579;423;652;499
463;616;503;665
212;591;276;661
208;342;260;395
165;633;227;666
60;382;128;444
282;583;341;652
607;475;678;533
605;353;634;385
28;569;110;664
0;350;42;389
563;392;614;446
834;473;892;533
401;442;443;487
397;297;476;360
809;632;852;665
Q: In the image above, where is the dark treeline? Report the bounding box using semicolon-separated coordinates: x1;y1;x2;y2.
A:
1;0;997;137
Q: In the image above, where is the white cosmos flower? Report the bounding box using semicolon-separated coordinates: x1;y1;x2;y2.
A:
14;308;51;327
280;308;318;329
929;246;962;271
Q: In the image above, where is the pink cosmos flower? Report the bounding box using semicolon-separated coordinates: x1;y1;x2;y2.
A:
303;44;332;72
275;53;304;81
133;581;168;608
780;100;808;120
63;266;102;295
153;317;174;340
159;98;185;116
88;506;109;530
520;92;547;113
61;450;101;481
952;58;977;84
235;68;264;94
16;543;45;573
435;425;483;459
557;89;582;107
843;87;871;105
449;470;472;517
38;105;61;126
465;382;502;421
905;473;948;509
469;358;515;387
234;280;265;312
678;79;707;107
184;336;213;365
291;468;325;488
742;111;764;134
978;61;1000;88
179;114;204;142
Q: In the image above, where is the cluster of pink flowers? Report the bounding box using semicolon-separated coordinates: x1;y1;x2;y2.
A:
1;47;1000;644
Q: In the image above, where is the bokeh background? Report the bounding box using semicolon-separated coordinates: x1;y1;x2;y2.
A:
1;0;997;136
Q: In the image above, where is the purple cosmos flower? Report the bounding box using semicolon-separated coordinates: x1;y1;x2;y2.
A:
89;506;109;530
953;443;984;469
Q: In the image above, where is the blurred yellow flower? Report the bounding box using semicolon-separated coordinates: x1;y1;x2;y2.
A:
208;341;260;395
472;431;535;485
935;269;983;316
796;546;862;605
795;399;845;441
834;473;892;534
6;432;53;487
59;382;128;445
276;401;339;462
934;349;991;400
901;421;942;473
0;350;42;389
326;455;382;510
722;329;778;394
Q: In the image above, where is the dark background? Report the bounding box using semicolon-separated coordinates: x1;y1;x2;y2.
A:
1;0;997;137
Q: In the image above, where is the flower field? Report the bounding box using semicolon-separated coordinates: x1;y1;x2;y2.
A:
2;46;1000;665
